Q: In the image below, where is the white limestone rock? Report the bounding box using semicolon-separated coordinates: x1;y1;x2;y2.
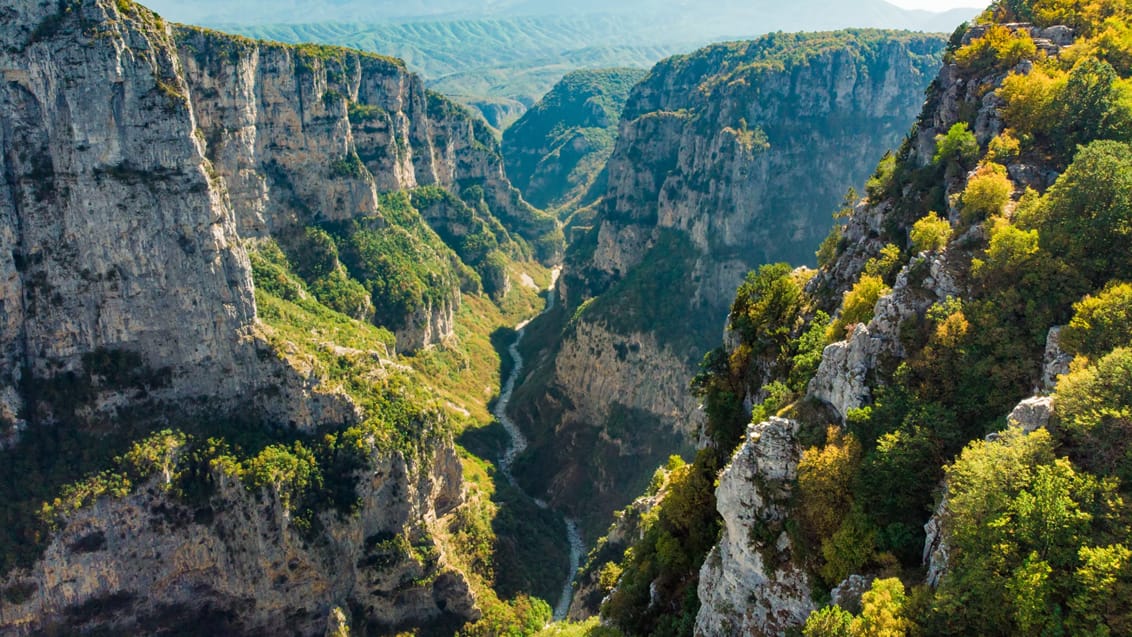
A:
695;418;813;637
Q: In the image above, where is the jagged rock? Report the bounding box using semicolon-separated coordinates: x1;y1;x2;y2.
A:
1007;396;1054;433
695;418;813;637
831;574;874;615
923;492;949;587
1040;25;1076;46
1042;326;1073;391
809;324;878;419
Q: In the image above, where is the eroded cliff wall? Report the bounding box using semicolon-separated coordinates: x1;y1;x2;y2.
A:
511;31;945;534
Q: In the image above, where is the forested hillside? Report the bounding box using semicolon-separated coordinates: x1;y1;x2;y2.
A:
588;1;1132;635
502;68;647;215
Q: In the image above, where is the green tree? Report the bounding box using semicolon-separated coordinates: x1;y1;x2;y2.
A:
909;211;952;254
1022;140;1132;284
959;163;1012;223
1060;282;1132;359
1056;347;1132;480
829;274;890;341
852;578;911;637
933;123;979;170
804;605;854;637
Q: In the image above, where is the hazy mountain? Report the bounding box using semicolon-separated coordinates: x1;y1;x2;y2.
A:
142;0;977;124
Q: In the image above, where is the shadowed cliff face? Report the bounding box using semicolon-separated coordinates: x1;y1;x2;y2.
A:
0;0;562;632
509;31;946;536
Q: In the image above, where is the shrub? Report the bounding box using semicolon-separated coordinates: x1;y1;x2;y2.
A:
817;224;843;269
934;123;979;169
987;130;1022;163
865;152;896;201
864;244;902;282
953;24;1038;71
959;163;1012;223
999;67;1065;139
909;211;952;253
829;274;890;341
798;426;861;542
804;605;854;637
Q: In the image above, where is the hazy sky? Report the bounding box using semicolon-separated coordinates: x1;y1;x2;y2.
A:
887;0;985;10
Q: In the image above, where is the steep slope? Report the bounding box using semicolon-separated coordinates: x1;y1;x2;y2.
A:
0;0;560;634
509;31;946;538
600;3;1132;635
503;68;647;214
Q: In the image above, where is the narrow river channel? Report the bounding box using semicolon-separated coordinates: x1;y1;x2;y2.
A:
493;268;584;621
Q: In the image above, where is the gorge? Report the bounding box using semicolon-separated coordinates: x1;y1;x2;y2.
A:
5;0;1132;635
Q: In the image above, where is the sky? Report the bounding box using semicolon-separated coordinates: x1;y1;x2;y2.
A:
887;0;985;10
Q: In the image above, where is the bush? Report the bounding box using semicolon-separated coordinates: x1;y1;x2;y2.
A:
953;24;1038;71
817;224;844;269
829;274;890;341
987;130;1022;163
864;244;902;282
798;427;861;542
999;67;1065;140
959;163;1012;223
933;123;979;169
909;211;952;253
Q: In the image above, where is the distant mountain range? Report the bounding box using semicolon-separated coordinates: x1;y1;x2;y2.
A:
141;0;980;126
144;0;979;32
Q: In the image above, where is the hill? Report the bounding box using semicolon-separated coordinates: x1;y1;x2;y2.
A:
502;68;648;214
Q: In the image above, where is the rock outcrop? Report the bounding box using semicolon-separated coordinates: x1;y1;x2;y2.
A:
695;418;813;637
0;445;475;636
512;31;946;533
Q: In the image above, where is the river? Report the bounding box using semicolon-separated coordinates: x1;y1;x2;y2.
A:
493;267;584;622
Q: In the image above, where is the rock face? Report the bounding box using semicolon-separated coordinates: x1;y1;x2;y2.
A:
0;0;558;431
809;251;960;419
695;418;813;637
512;32;946;532
0;0;563;630
0;446;475;636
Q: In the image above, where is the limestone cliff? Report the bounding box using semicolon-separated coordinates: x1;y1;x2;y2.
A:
695;418;813;637
0;444;474;635
510;31;945;535
0;0;560;631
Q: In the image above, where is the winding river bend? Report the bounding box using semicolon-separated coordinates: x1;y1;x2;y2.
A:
494;268;584;621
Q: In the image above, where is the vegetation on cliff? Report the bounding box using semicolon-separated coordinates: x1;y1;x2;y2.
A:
599;0;1132;635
